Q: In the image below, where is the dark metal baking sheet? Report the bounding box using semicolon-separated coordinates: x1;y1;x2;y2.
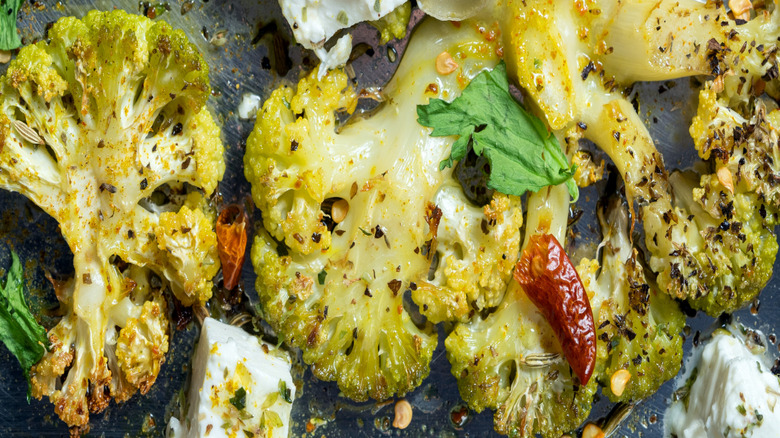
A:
0;1;777;437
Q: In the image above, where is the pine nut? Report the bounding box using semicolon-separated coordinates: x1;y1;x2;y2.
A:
392;399;413;429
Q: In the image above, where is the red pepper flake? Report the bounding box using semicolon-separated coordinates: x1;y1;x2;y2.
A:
514;233;596;384
216;205;248;290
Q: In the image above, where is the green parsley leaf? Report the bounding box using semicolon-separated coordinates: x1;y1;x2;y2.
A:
0;0;23;50
0;251;50;402
229;387;247;410
737;404;747;415
417;61;578;201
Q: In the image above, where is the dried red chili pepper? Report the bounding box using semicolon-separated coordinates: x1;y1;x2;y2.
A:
216;204;248;290
514;233;596;384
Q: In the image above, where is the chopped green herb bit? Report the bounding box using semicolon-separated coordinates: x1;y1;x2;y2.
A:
317;269;327;285
230;387;247;410
337;10;349;26
261;410;284;430
279;379;292;403
261;391;279;410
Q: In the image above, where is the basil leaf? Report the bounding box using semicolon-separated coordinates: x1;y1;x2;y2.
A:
0;251;50;402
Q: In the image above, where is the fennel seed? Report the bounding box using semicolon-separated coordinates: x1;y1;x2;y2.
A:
602;402;634;437
13;120;44;145
520;352;560;367
229;312;252;328
193;303;210;325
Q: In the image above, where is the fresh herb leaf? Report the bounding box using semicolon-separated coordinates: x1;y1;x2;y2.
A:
278;379;292;403
0;0;22;50
358;227;371;236
417;61;578;201
229;387;247;410
317;269;327;285
0;251;50;402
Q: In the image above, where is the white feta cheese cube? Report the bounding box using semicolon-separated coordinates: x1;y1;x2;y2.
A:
167;317;295;438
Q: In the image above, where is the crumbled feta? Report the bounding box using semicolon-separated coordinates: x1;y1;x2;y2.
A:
665;328;780;438
314;34;353;78
278;0;406;76
167;317;295;438
238;93;263;120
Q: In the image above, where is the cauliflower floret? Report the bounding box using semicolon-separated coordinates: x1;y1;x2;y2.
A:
666;171;778;314
245;18;516;401
155;206;220;306
691;87;780;225
115;298;169;395
0;10;224;433
370;2;412;44
414;185;523;323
